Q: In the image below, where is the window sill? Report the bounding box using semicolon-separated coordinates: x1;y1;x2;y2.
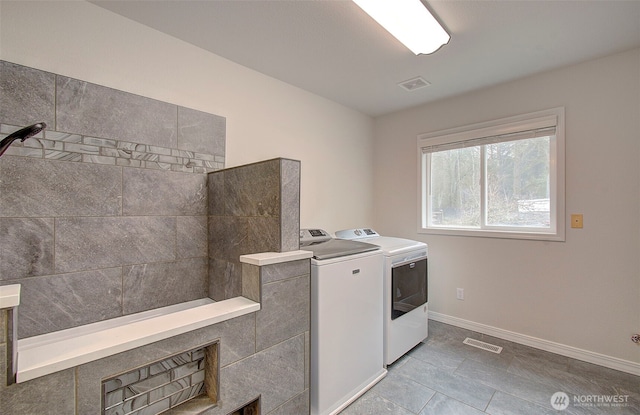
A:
418;227;565;242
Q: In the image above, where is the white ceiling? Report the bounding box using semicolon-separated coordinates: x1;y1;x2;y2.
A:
91;0;640;117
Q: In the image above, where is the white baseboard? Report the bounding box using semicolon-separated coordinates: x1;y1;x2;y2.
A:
429;311;640;376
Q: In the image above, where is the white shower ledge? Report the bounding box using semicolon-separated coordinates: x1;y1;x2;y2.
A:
16;297;259;383
0;284;21;308
240;249;313;266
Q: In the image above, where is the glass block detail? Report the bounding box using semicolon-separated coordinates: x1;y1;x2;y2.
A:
0;123;225;173
102;343;218;415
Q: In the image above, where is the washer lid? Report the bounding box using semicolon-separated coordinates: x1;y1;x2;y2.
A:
335;228;427;255
300;228;379;260
302;239;380;260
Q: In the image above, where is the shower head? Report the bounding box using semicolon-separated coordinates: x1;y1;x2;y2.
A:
6;123;46;141
0;122;47;157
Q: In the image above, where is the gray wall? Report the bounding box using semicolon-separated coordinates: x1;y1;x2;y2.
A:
0;60;226;338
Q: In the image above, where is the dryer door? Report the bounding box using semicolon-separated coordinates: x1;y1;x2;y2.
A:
391;257;427;320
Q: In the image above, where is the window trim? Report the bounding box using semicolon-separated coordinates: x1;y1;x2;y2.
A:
417;108;565;241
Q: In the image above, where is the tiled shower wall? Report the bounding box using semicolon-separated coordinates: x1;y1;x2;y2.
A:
0;60;226;338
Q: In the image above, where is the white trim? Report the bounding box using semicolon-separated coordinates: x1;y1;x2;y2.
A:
429;311;640;376
329;369;387;415
418;226;566;242
418;112;558;147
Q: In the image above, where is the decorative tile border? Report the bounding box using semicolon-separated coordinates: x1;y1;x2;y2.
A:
1;123;224;173
102;343;217;415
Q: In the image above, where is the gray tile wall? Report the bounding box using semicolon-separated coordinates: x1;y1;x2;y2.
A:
255;260;310;352
208;158;301;300
0;258;311;415
0;60;226;338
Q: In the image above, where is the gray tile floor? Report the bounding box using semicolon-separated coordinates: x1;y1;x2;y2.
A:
342;321;639;415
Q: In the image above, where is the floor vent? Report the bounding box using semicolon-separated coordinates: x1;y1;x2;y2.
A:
463;338;503;354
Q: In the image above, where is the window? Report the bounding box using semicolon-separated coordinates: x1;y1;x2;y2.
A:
418;108;565;241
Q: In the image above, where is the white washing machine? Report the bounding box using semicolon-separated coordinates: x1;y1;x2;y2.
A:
300;229;386;415
335;228;428;366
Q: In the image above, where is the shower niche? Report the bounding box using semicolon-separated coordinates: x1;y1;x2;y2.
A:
230;397;260;415
102;342;219;415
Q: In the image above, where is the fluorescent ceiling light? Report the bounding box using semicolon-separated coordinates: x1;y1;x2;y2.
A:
353;0;450;55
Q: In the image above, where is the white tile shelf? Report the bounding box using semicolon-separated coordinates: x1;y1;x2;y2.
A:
239;250;313;266
0;284;21;308
14;296;259;383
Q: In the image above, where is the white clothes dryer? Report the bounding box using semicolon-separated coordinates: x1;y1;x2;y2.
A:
335;228;428;366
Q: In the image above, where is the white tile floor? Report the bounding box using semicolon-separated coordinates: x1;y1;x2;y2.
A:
342;321;640;415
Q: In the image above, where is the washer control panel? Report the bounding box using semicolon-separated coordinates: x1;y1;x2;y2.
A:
300;228;331;244
335;228;380;239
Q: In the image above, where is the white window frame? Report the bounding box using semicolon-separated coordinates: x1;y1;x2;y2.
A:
417;107;565;241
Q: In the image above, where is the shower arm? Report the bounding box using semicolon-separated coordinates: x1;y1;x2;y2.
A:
0;122;47;157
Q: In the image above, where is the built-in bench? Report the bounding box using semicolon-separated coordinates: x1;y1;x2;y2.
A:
14;297;259;383
0;249;312;415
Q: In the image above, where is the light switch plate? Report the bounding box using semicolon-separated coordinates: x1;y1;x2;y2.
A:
571;214;583;228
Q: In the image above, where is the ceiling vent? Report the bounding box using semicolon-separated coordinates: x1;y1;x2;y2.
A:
398;76;431;92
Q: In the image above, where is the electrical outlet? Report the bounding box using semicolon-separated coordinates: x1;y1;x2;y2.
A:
457;288;464;300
